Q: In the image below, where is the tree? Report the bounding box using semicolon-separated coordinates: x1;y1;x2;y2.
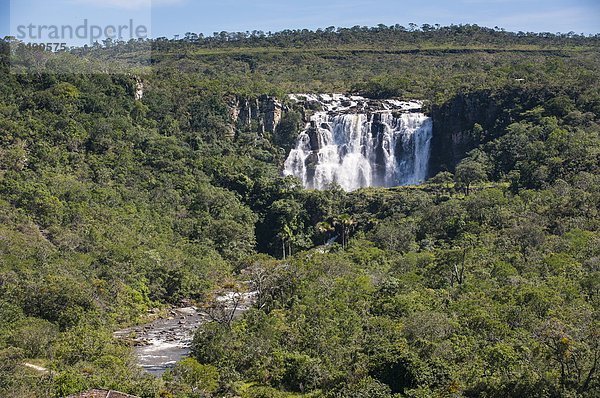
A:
455;159;488;194
428;171;454;196
334;214;356;249
316;221;335;245
448;233;478;287
203;287;245;328
429;171;454;186
165;357;219;397
267;199;304;259
274;110;302;152
371;216;416;253
327;377;393;398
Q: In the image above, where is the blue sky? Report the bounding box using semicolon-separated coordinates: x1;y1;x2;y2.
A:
2;0;599;44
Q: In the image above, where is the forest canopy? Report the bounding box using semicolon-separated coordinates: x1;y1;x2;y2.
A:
0;24;599;397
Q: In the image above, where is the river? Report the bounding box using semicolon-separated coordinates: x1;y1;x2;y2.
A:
114;291;256;376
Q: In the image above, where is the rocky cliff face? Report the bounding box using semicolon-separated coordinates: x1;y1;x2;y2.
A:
429;91;500;175
226;92;508;183
289;93;425;117
227;95;285;138
227;89;556;183
428;87;553;176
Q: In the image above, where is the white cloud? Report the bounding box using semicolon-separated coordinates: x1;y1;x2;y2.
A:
70;0;185;10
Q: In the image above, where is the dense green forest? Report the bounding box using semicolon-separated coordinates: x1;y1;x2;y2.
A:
0;24;599;397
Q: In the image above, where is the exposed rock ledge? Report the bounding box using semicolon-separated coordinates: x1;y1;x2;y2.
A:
288;93;424;117
227;95;285;138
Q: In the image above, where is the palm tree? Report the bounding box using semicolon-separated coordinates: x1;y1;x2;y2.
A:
277;224;294;259
316;221;334;245
334;214;356;249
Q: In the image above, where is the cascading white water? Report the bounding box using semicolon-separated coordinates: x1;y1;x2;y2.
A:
284;94;433;191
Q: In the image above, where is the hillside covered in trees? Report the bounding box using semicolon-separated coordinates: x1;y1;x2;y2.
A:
0;24;599;397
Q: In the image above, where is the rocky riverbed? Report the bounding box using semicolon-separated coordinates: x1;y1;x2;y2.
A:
114;291;256;376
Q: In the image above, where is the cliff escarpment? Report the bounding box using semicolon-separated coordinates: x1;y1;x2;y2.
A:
428;87;564;176
227;95;285;139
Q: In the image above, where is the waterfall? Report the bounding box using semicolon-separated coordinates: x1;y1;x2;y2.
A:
283;94;433;191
